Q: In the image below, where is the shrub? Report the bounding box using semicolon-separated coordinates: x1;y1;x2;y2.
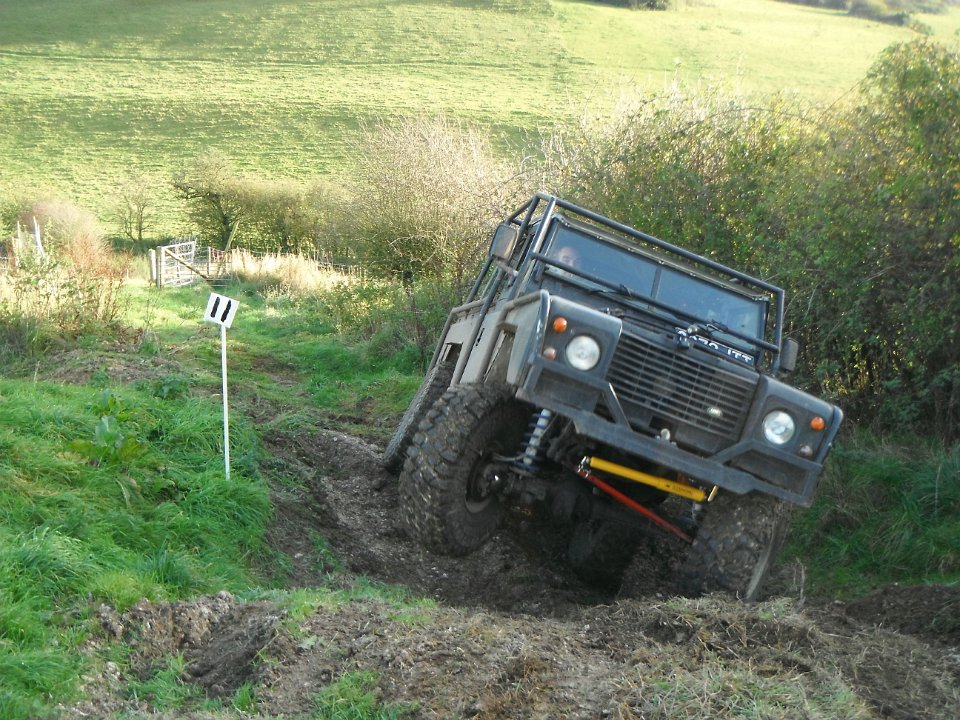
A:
232;177;341;256
788;40;960;440
594;0;677;7
172;151;341;256
534;89;808;275
318;276;461;369
536;40;960;441
0;197;128;343
774;1;850;9
849;0;911;24
339;116;522;283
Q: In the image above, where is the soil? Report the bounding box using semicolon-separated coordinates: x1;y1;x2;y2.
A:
56;354;958;719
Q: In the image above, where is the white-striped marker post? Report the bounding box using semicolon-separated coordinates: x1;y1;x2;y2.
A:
203;293;239;480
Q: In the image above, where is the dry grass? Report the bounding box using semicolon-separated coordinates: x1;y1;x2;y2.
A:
230;249;364;294
1;198;128;335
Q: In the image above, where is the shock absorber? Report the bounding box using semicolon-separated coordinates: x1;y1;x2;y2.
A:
519;408;553;472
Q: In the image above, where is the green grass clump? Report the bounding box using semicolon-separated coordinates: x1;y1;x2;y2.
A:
0;376;270;718
126;654;202;711
787;432;960;596
312;671;415;720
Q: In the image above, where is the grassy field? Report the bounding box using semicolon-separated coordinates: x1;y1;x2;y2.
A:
0;273;426;717
1;272;956;717
2;0;958;236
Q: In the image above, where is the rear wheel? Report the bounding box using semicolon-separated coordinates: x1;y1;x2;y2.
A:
399;384;529;555
678;492;791;602
567;516;639;591
383;361;454;474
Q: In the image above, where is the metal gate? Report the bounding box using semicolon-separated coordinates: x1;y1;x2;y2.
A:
150;240;232;288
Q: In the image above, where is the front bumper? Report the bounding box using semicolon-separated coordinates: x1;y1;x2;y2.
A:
517;346;842;508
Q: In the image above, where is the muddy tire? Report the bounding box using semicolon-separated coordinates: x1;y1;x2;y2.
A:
567;517;639;591
383;361;454;474
679;492;791;602
399;384;528;556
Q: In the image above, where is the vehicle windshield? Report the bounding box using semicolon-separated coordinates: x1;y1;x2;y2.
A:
544;223;767;345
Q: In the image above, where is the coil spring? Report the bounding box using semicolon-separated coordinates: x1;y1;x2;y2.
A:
518;408;553;472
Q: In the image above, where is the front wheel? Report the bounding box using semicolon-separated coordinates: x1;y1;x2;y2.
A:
678;492;792;602
383;361;454;474
399;384;529;556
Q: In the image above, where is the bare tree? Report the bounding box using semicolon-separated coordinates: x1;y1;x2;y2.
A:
117;175;152;244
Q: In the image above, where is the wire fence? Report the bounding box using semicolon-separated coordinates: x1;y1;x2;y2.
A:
150;241;364;289
1;229;364;289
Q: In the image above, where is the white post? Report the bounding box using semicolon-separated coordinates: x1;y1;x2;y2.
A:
32;216;44;256
220;323;231;481
203;292;239;481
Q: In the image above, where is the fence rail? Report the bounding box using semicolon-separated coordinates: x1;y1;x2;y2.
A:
150;241;363;288
2;233;362;289
149;240;235;288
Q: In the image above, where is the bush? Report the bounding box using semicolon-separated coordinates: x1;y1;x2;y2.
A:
232;177;342;256
536;40;960;442
534;89;808;274
172;151;342;256
774;1;850;9
339;116;522;283
0;197;128;345
789;40;960;440
594;0;677;7
319;276;462;369
849;0;911;24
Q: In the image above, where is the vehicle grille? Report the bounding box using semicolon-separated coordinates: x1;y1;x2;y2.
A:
609;331;757;440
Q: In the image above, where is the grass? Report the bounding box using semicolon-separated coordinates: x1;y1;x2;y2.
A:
1;262;958;716
2;0;959;235
311;671;414;720
0;376;270;717
0;270;439;718
785;431;960;597
126;654;202;711
622;660;871;719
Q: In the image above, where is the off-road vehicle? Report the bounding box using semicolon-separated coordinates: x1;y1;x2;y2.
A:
385;193;842;600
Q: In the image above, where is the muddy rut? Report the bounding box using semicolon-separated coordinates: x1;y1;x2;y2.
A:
77;428;959;719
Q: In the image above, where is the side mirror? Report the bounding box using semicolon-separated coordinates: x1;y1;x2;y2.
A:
780;338;799;373
489;223;519;262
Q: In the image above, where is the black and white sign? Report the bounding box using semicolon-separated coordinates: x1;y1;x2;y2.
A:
204;293;239;329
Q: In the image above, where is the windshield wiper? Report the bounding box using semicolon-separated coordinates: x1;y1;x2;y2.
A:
589;283;646;302
683;320;730;338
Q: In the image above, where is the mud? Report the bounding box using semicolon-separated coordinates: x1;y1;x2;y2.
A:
72;427;959;719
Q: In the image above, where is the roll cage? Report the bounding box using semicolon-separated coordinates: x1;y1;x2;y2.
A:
464;193;790;375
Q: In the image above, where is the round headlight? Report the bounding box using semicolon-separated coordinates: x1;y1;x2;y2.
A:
762;410;796;445
565;335;601;371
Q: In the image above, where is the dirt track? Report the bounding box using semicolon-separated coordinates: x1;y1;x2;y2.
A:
75;428;959;719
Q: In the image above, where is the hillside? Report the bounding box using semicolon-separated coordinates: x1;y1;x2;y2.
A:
2;0;959;234
0;252;953;717
2;2;959;716
50;321;959;719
